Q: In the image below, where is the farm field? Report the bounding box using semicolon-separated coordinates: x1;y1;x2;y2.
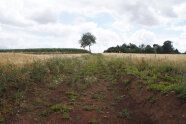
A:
0;53;89;65
0;53;186;124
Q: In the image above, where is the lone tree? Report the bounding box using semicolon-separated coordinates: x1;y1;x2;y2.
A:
79;32;96;52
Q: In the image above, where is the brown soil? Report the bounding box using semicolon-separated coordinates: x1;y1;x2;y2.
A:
6;76;186;124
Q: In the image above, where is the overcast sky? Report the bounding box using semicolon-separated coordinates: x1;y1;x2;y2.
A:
0;0;186;53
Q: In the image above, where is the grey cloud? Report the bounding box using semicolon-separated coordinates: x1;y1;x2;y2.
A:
30;9;58;24
0;11;33;27
120;2;159;26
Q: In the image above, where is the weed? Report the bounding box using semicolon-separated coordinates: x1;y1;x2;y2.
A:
33;98;43;105
45;103;52;107
147;82;173;94
122;78;132;87
146;96;157;104
22;104;36;112
51;104;71;113
65;91;78;102
138;85;143;91
101;95;107;102
47;83;57;90
172;79;186;100
110;103;117;107
61;105;71;113
62;113;70;119
114;95;121;103
40;110;52;117
83;106;94;111
0;115;4;124
51;104;61;112
95;106;108;113
89;119;99;124
118;109;131;119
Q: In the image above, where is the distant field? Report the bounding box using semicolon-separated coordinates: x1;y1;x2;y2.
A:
0;48;89;54
0;53;89;65
103;53;186;61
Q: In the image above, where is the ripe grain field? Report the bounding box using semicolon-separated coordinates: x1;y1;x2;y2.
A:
0;53;89;65
0;53;186;124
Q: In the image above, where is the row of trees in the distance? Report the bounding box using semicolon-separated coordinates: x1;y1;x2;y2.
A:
79;32;185;54
104;41;183;54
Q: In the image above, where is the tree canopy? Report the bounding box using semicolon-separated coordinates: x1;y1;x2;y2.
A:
104;41;181;54
79;32;96;52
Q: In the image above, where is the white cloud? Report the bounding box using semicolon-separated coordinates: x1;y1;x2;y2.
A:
130;29;156;45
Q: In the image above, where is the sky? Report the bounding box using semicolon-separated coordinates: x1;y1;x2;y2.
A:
0;0;186;53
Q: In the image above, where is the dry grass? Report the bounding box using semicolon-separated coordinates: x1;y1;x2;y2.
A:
102;53;186;61
102;53;186;69
0;53;89;65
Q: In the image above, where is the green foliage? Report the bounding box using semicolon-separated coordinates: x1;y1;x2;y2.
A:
89;119;99;124
62;113;70;119
33;98;43;105
40;110;52;117
0;115;4;124
147;82;173;94
122;78;132;87
162;41;174;54
51;104;71;113
118;109;131;119
104;41;180;54
172;80;186;100
146;96;157;104
83;106;94;111
79;32;96;52
65;91;78;102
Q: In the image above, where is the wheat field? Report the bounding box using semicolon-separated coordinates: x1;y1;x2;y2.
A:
103;53;186;61
0;53;186;67
0;53;89;65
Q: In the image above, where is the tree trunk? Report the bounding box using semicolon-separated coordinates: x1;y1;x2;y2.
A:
89;45;91;53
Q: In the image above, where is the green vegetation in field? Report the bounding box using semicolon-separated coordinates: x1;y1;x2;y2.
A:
0;54;186;121
0;114;4;124
62;113;70;119
51;104;71;113
89;119;99;124
146;96;157;104
83;106;94;111
118;109;131;119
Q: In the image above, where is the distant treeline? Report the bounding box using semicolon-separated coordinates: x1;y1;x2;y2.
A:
0;48;89;54
104;41;184;54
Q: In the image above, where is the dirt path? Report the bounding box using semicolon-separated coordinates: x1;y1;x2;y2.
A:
7;76;186;124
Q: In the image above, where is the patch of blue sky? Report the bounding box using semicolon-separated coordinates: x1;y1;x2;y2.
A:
131;25;182;37
59;12;78;24
59;11;114;28
86;13;115;28
175;20;186;26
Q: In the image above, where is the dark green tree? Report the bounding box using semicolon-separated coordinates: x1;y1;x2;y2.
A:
144;45;154;53
79;32;96;52
174;49;180;54
162;41;174;53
